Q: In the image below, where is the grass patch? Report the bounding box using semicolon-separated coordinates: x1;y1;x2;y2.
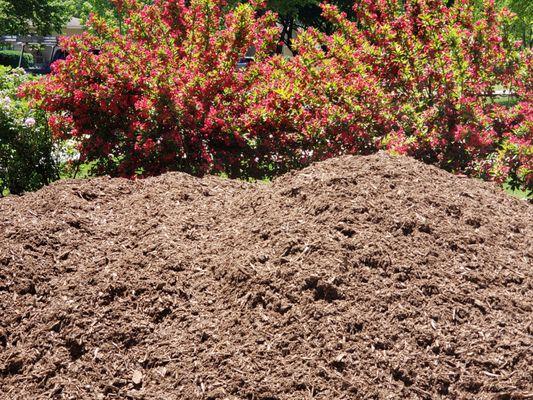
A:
492;95;519;107
59;162;96;180
503;182;531;200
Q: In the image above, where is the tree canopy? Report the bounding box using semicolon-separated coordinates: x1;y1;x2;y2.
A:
504;0;532;47
0;0;73;35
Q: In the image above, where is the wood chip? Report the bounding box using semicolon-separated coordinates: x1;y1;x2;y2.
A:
132;370;143;385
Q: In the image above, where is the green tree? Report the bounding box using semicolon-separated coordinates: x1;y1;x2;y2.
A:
0;0;73;35
70;0;152;24
70;0;123;22
264;0;356;54
503;0;532;47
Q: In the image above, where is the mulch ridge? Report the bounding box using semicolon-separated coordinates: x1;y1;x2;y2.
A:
1;152;532;399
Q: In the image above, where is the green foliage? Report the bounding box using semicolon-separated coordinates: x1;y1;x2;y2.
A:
0;0;72;35
0;50;34;69
0;66;58;195
70;0;152;26
502;0;532;47
69;0;122;25
296;0;355;34
266;0;317;18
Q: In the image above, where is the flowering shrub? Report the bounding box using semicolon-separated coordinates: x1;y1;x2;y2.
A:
23;0;532;192
25;0;279;178
0;66;58;195
235;26;392;177
284;0;532;190
491;101;532;192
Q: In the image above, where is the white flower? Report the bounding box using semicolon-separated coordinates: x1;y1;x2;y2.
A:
0;96;11;109
53;139;80;164
301;149;314;158
24;117;36;127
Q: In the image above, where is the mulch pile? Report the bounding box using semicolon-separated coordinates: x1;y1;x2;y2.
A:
1;152;532;399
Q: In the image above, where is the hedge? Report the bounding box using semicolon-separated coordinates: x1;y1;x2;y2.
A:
0;50;34;69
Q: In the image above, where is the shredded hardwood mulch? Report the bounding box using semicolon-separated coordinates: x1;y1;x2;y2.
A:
1;152;532;399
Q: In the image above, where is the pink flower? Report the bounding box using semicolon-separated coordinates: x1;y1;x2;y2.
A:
24;117;36;127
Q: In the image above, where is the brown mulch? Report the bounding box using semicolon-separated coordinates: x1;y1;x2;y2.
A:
1;152;532;400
